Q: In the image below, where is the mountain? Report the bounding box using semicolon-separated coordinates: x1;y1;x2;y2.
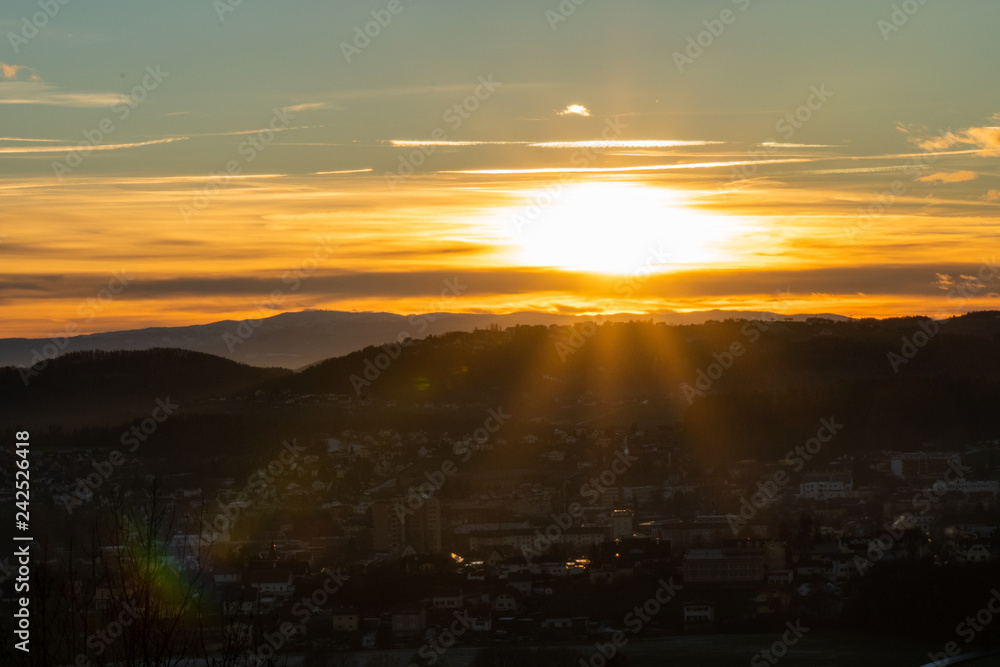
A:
0;309;851;370
0;348;290;428
8;313;1000;466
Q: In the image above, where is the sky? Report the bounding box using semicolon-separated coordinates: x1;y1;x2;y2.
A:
2;0;1000;338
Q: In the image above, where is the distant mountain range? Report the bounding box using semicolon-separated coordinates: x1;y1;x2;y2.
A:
0;309;851;369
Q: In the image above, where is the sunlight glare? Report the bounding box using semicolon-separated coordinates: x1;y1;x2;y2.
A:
507;181;743;275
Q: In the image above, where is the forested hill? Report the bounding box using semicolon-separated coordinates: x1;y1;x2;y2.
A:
0;348;290;428
257;312;1000;462
4;313;1000;464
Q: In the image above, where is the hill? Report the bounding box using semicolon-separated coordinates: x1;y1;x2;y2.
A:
6;312;1000;466
0;309;850;370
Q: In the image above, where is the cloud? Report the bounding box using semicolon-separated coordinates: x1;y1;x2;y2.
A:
0;137;187;154
3;265;989;302
557;104;591;117
388;140;525;147
384;138;725;150
285;102;329;113
0;65;129;107
910;114;1000;155
0;83;125;107
0;63;41;82
761;142;839;148
183;126;313;138
917;171;979;184
0;137;61;143
529;140;723;149
449;158;806;175
986;190;1000;202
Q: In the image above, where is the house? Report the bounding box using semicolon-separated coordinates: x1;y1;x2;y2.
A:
753;589;790;616
219;584;259;616
455;610;492;633
391;606;427;639
508;573;533;596
767;569;794;585
212;566;243;586
540;615;574;639
247;566;295;604
683;601;715;627
959;545;994;563
331;607;360;633
492;590;520;612
540;561;569;577
428;587;463;609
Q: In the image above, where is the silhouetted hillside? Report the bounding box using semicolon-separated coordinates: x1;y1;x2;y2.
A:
6;314;1000;466
0;308;850;369
254;313;1000;463
0;348;290;428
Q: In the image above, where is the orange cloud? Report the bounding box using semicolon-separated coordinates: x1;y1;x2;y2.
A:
557;104;591;117
912;114;1000;155
0;62;41;82
917;171;978;184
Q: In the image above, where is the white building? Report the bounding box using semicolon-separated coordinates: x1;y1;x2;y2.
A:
798;473;853;500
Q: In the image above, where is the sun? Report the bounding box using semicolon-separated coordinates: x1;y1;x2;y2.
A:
506;181;739;275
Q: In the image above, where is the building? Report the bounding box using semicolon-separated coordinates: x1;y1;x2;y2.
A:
798;472;853;500
246;565;295;604
332;607;360;633
890;452;961;480
945;480;999;496
683;601;715;627
682;548;765;584
391;606;426;639
372;497;442;556
428;586;463;609
646;516;767;549
468;526;606;553
372;501;405;556
612;509;635;540
406;497;442;554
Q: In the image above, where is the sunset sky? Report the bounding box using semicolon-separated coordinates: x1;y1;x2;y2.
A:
2;0;999;338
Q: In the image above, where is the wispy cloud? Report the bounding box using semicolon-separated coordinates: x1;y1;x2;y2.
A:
389;140;526;147
761;142;839;148
285;102;329;113
0;137;61;143
0;83;125;107
529;140;724;149
0;137;186;154
917;171;978;183
449;158;806;175
182;125;315;138
1;64;125;106
386;139;724;149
